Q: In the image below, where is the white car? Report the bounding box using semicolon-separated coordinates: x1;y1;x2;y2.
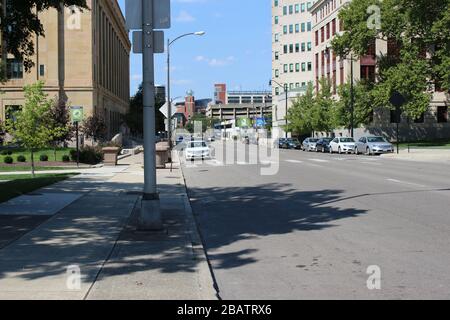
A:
185;140;211;161
329;137;356;154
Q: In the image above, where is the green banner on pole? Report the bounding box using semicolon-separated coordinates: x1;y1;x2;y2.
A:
70;106;84;123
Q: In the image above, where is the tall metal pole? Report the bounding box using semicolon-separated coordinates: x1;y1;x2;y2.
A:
350;54;355;138
167;38;171;147
1;0;7;80
139;0;162;230
285;85;288;139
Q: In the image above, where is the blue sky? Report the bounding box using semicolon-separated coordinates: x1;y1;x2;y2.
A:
117;0;272;101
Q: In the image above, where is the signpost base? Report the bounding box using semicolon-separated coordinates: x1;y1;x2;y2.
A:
138;197;163;231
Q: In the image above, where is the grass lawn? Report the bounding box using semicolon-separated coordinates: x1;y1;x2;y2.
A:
0;166;79;172
0;173;77;203
0;147;74;163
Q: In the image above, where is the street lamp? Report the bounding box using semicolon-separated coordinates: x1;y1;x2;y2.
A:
167;31;205;147
269;79;289;139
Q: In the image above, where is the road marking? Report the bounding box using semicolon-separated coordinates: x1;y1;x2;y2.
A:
286;159;303;164
310;159;330;163
361;161;382;166
386;178;428;188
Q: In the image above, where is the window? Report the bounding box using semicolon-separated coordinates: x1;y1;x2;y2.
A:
295;43;300;53
315;31;319;46
275;51;279;60
301;23;306;32
39;64;45;77
301;3;306;12
301;43;306;52
295;63;300;72
283;6;287;15
6;59;24;79
307;62;312;71
274;16;279;24
5;105;22;130
274;33;279;42
289;24;294;34
274;0;278;6
307;22;312;32
284;45;288;54
284;64;288;72
289;44;294;53
437;106;448;123
332;19;336;36
302;63;306;72
307;42;312;51
275;69;279;78
275;87;280;95
289;64;294;72
295;24;299;33
321;27;324;42
283;25;288;34
295;4;299;13
289;5;293;14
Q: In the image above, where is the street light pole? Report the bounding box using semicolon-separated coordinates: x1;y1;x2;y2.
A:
167;31;205;147
350;53;354;138
139;0;162;230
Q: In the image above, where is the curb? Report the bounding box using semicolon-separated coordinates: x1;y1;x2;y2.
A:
176;151;220;300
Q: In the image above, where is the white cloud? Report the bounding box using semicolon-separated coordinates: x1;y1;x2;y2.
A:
174;10;196;23
195;55;236;67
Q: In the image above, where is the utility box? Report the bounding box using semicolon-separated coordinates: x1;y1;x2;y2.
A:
156;142;170;169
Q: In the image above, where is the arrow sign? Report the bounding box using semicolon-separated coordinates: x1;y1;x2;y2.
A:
159;102;177;119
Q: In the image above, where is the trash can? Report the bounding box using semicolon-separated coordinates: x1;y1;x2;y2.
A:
156;142;170;169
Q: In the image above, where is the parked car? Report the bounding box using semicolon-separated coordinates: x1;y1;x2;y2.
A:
329;137;356;154
286;138;302;150
185;140;211;161
275;138;288;149
355;136;394;155
302;138;320;152
316;138;333;153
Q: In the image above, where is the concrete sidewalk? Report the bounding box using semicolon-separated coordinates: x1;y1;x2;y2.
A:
381;148;450;163
0;153;216;300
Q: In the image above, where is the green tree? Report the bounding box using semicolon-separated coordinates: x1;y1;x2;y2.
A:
334;80;376;130
312;78;335;134
48;99;72;160
82;114;107;143
286;83;315;136
331;0;450;117
124;84;165;136
185;113;218;134
5;81;53;176
1;0;88;82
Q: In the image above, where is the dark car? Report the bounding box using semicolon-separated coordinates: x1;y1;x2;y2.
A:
316;138;333;153
275;138;288;149
286;138;302;150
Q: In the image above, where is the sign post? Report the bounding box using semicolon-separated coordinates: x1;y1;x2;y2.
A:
70;106;83;168
126;0;170;230
389;91;406;154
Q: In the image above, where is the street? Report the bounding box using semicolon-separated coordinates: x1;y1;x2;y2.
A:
182;142;450;299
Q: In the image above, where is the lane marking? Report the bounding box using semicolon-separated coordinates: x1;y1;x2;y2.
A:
310;159;330;163
386;178;428;188
286;159;303;164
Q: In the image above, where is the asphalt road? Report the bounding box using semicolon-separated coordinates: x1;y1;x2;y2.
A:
181;142;450;299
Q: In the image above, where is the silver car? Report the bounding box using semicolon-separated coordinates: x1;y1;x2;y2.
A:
302;138;319;152
355;136;394;155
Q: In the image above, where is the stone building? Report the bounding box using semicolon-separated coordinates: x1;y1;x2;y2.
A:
0;0;131;140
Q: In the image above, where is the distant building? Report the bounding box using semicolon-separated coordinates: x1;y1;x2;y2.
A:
214;84;227;104
155;85;166;102
206;104;272;122
173;90;212;127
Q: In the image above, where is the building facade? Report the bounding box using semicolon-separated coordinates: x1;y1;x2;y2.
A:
310;0;449;140
0;0;131;140
271;0;316;138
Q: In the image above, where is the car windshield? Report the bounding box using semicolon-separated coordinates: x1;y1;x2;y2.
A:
340;138;355;143
367;137;386;143
287;139;299;143
309;139;319;142
322;138;332;142
189;142;207;148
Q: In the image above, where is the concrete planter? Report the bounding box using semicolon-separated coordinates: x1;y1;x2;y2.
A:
102;147;120;166
156;142;170;169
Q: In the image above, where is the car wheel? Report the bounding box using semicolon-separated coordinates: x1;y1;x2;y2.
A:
329;146;333;154
366;147;371;156
338;147;342;154
355;147;359;155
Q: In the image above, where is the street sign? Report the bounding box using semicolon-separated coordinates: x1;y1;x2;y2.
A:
70;106;84;123
159;102;177;119
389;91;406;108
126;0;171;30
132;30;164;54
255;117;267;128
237;118;252;128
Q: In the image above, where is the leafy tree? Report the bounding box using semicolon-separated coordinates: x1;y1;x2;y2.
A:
331;0;450;118
312;78;336;133
48;99;73;160
82;114;107;143
124;84;165;136
1;0;88;82
185;113;218;133
334;80;376;130
5;81;53;176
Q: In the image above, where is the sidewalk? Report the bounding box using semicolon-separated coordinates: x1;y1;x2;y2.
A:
0;153;216;300
381;148;450;163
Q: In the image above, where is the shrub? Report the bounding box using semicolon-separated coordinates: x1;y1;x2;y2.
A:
39;154;49;162
79;146;103;165
1;150;8;156
62;155;70;162
4;156;13;164
17;155;27;162
7;150;12;155
70;149;78;161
